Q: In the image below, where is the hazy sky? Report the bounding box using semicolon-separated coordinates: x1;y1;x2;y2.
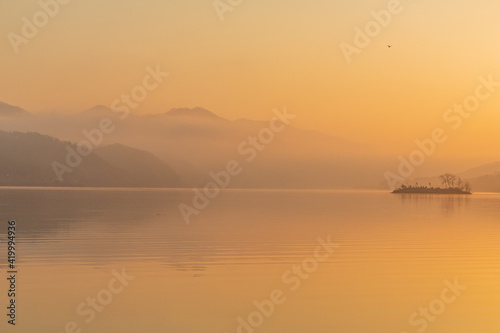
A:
1;0;500;157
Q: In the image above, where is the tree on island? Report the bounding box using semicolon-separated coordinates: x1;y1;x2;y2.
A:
439;173;470;192
439;173;456;188
392;173;471;194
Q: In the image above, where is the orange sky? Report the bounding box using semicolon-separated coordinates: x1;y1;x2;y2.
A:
1;0;500;158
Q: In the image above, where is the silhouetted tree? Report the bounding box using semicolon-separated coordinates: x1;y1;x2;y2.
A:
439;173;457;188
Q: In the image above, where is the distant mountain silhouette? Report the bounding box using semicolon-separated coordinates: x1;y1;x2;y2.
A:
459;163;500;193
0;102;31;117
0;103;387;189
0;131;180;187
94;143;180;187
467;172;500;193
458;161;500;179
164;107;222;119
77;105;116;117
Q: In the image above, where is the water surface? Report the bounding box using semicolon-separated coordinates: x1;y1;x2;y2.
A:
0;188;499;332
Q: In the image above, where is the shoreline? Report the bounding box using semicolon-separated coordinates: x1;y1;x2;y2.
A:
392;188;472;195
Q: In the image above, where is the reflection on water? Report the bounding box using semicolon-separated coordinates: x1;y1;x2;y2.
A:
397;193;471;214
0;188;500;333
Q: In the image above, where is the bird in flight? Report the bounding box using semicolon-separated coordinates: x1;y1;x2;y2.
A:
387;45;392;48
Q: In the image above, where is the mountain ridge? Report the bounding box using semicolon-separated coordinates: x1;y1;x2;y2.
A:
0;130;180;188
0;102;31;117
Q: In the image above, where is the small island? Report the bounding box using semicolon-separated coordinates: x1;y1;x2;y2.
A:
392;173;472;195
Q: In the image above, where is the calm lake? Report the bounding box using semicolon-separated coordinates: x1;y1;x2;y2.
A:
0;188;499;332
